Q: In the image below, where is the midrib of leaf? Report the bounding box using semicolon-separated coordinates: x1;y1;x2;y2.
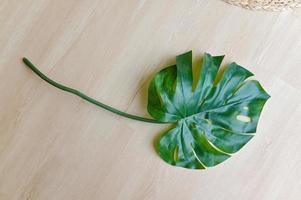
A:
180;99;246;122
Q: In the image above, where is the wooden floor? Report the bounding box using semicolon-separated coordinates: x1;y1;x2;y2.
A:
0;0;301;199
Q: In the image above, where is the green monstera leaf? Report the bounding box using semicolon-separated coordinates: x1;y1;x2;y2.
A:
148;51;270;169
23;50;270;170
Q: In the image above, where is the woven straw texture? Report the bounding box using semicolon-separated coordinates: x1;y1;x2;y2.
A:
223;0;301;11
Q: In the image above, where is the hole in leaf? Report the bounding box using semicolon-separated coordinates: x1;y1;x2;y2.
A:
243;106;249;110
236;115;251;123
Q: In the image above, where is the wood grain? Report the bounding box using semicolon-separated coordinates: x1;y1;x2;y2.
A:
0;0;301;199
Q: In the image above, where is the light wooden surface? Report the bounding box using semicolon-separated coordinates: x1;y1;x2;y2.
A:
1;0;301;199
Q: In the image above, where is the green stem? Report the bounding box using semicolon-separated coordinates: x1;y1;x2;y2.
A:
22;58;167;124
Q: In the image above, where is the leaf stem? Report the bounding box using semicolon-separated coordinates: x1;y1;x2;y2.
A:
22;57;167;124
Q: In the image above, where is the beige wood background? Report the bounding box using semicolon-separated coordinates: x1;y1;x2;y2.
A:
0;0;301;199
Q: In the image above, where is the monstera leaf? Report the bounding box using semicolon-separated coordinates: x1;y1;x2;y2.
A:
147;51;270;169
23;50;270;170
